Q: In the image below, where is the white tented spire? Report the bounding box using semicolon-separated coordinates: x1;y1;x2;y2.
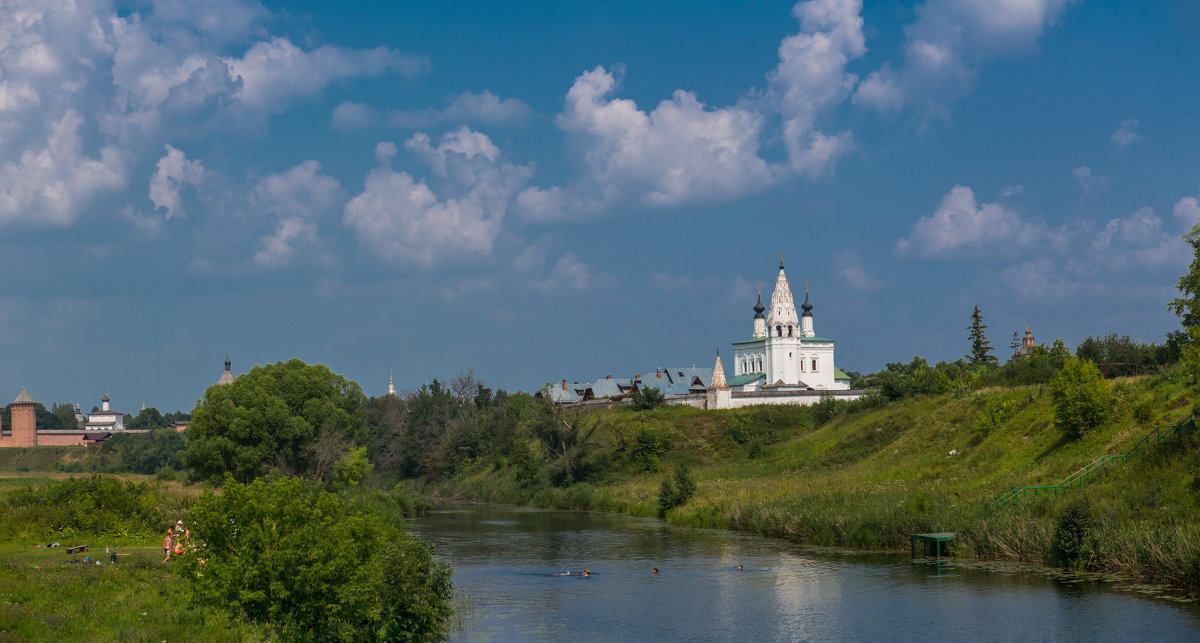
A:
710;350;728;390
387;371;397;396
766;255;799;337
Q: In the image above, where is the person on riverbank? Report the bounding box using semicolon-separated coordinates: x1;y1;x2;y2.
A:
163;531;174;563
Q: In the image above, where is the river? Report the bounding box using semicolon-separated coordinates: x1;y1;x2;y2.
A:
409;504;1200;642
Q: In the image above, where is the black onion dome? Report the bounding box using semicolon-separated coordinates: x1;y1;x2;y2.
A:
753;293;766;318
801;291;813;316
101;393;110;402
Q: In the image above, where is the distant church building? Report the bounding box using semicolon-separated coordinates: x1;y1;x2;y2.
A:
85;393;125;432
544;257;862;410
1014;326;1037;358
707;258;860;410
217;358;236;385
727;258;852;392
0;389;144;447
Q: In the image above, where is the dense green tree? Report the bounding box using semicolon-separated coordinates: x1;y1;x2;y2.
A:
967;305;997;365
178;476;453;641
51;402;79;430
34;403;73;431
1169;219;1200;328
527;394;603;486
102;428;186;474
1075;334;1153;377
1051;357;1112;439
629;386;665;410
128;407;168;431
1169;220;1200;378
983;338;1072;386
181;359;367;483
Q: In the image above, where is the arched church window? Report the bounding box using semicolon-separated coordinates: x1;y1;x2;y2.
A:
787;326;793;336
812;358;818;371
776;325;782;336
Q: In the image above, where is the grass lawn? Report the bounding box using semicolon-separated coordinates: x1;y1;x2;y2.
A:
0;473;272;642
0;543;273;642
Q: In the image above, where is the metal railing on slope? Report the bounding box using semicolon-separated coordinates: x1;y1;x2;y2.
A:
990;412;1195;507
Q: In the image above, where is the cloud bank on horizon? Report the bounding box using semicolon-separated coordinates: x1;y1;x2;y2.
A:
0;0;1197;409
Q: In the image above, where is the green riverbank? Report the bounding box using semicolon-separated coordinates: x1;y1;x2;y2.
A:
426;374;1200;594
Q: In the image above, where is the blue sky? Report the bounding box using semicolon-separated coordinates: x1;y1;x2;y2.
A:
1;0;1198;413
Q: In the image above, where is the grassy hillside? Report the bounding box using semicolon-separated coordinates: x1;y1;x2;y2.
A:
435;372;1200;592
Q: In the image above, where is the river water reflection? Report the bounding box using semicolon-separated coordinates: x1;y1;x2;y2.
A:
409;504;1200;642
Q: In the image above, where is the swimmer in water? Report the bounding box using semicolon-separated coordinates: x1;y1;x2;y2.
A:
737;565;744;571
583;569;591;577
652;568;660;574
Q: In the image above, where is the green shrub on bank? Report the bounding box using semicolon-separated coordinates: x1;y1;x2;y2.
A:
658;464;696;517
1051;357;1113;439
1;475;170;541
178;476;452;642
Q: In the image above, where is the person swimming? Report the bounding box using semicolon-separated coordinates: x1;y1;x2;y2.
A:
737;565;744;571
652;568;660;574
582;569;591;577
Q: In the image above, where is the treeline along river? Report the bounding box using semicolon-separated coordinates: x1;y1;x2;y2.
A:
410;504;1200;642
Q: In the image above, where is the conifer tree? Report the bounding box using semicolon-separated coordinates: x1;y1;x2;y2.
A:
1010;330;1021;356
967;305;997;365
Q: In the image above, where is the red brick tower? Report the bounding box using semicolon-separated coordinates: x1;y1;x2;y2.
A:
10;389;37;447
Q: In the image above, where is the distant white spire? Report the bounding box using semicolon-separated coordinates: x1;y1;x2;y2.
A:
766;256;798;336
710;350;728;390
387;370;396;396
217;357;235;385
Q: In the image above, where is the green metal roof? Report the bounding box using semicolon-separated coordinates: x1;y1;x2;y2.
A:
834;367;850;380
725;373;765;386
732;338;765;345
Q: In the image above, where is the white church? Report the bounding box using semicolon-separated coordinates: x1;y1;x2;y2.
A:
706;258;859;410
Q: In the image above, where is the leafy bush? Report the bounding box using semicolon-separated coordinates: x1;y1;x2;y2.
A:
973;397;1015;444
1050;357;1113;439
178;476;452;641
102;428;186;474
619;424;671;471
657;463;697;517
1050;501;1093;569
2;475;166;539
628;386;665;410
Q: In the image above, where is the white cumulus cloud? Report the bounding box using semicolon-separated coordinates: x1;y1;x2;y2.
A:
148;144;207;219
1072;166;1107;196
1175;196;1200;230
0;110;126;226
895;185;1048;257
344;128;533;267
767;0;866;174
251;160;345;269
1110;118;1141;150
854;0;1075;118
0;0;425;229
517;0;867;221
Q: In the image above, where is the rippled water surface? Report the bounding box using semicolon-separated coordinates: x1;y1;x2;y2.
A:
409;505;1200;642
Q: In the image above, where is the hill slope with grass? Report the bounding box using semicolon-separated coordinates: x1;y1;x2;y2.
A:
433;371;1200;593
